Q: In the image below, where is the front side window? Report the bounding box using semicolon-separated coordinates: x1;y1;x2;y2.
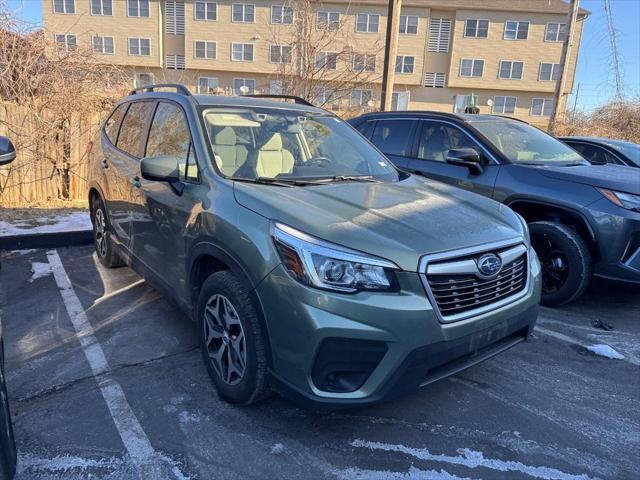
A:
53;0;75;14
116;101;155;158
399;15;418;35
459;58;484;77
504;20;529;40
231;43;254;61
464;19;488;38
539;62;560;81
545;23;567;42
271;5;293;24
499;60;524;79
232;3;254;22
195;41;216;59
195;1;216;20
104;103;128;144
356;13;379;33
370;119;415;157
417;121;478;162
269;45;292;63
203;108;400;182
55;34;76;51
198;77;219;94
492;96;517;114
395;55;414;74
92;35;114;54
128;0;150;17
233;78;255;95
352;53;375;72
317;11;340;30
531;98;554;116
91;0;112;15
128;38;151;56
315;51;337;70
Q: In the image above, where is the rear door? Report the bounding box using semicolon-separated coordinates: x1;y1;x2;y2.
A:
367;118;419;170
406;120;499;198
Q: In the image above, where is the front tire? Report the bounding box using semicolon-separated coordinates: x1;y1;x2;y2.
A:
197;271;270;405
91;197;124;269
529;221;591;306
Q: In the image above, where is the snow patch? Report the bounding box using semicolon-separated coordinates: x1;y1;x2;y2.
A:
271;443;286;455
0;211;91;236
334;466;476;480
30;262;52;282
586;344;625;360
17;453;124;474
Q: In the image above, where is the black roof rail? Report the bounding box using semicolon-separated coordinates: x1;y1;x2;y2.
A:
242;94;314;107
129;83;192;96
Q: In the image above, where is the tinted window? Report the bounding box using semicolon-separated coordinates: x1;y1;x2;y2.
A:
417;121;478;162
117;102;155;158
568;143;618;165
146;102;197;181
104;104;128;144
370;120;415;157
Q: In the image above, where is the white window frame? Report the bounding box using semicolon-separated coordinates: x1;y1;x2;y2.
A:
194;1;217;21
134;73;154;88
545;22;567;42
194;40;216;59
395;55;415;74
127;0;150;18
350;89;373;107
492;96;517;114
356;13;379;33
317;11;340;30
128;37;151;56
352;53;375;72
315;51;337;70
531;98;554;116
90;0;112;16
232;3;255;23
198;76;219;94
498;60;524;80
399;15;418;35
55;33;76;51
233;78;256;95
53;0;75;14
92;35;115;54
231;42;254;62
459;58;484;78
269;44;292;63
504;20;529;40
424;72;446;88
271;5;293;24
464;19;489;38
538;62;560;81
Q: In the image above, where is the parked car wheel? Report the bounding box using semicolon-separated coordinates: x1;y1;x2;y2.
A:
197;271;270;405
529;221;591;306
0;340;16;480
91;197;124;268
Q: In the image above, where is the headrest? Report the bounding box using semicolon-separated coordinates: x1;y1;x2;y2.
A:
260;133;283;151
214;126;236;146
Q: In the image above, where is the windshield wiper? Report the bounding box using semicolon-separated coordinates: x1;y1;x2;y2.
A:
231;176;327;187
315;175;380;183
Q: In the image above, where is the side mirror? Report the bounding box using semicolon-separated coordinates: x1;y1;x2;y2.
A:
140;155;180;183
0;136;16;166
446;148;485;175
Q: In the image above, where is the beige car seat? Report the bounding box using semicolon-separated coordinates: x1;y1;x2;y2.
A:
255;133;295;178
212;127;248;176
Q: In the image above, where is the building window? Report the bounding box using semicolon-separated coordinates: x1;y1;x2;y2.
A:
459;58;484;77
269;45;292;63
352;53;375;72
128;37;151;56
53;0;75;14
545;23;567;42
428;18;451;52
198;77;219;94
92;35;114;54
271;5;293;24
231;43;254;61
499;60;524;79
195;41;216;59
165;1;185;34
531;98;554;116
128;0;149;17
134;73;153;87
350;89;373;107
424;72;446;88
315;51;337;70
317;11;340;30
539;62;560;81
234;78;255;95
356;13;379;33
454;94;478;113
399;15;418;35
464;19;488;38
492;96;517;114
195;1;216;21
166;54;185;69
504;20;529;40
91;0;112;15
55;33;76;51
232;4;254;22
395;55;414;74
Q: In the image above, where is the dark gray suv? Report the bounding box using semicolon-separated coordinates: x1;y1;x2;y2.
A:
349;112;640;306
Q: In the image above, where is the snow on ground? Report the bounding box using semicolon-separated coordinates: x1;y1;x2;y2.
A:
0;211;91;236
586;344;625;360
30;262;53;282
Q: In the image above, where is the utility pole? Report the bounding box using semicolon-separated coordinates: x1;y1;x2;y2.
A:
380;0;402;111
549;0;580;133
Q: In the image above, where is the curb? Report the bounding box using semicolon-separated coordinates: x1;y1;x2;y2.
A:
0;230;93;251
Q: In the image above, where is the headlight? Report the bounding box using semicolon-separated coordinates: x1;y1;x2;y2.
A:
598;188;640;212
271;223;399;293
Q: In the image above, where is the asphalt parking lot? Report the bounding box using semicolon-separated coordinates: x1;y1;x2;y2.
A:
0;246;638;480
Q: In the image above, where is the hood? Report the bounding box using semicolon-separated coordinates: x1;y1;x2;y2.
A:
234;176;524;272
537;164;640;194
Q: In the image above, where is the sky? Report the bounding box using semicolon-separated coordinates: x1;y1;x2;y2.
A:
4;0;640;112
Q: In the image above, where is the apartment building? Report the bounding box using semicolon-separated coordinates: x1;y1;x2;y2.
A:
43;0;588;126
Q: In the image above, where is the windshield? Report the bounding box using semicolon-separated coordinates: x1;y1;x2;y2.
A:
470;120;588;165
202;108;400;183
604;140;640;165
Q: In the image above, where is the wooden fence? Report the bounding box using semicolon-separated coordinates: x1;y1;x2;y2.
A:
0;102;102;207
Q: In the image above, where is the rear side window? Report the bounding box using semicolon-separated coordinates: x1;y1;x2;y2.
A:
568;143;618;165
146;102;198;181
116;101;155;158
417;121;478;162
370;120;415;157
104;104;128;144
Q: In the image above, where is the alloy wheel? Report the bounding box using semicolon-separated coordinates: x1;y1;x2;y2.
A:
533;235;569;295
94;208;107;258
203;294;247;385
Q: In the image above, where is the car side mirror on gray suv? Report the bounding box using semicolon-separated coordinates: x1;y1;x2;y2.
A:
446;148;485;175
0;136;16;166
140;155;185;195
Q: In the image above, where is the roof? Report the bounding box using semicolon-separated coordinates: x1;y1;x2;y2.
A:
354;111;525;124
559;136;638;146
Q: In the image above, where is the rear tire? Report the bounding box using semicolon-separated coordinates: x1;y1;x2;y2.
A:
197;271;270;405
91;196;125;269
529;221;591;306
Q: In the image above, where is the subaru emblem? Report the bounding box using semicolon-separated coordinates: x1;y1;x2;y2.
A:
476;253;502;278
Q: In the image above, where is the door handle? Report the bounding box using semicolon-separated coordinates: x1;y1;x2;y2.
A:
101;159;109;169
131;176;141;188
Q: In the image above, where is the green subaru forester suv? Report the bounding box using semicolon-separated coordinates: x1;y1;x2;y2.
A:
88;84;541;409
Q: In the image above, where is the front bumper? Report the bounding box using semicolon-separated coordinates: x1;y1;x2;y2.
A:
256;250;541;410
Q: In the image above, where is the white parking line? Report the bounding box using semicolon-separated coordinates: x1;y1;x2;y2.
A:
46;250;188;480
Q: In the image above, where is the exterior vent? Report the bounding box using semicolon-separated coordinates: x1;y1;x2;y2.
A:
424;72;446;88
165;1;185;35
428;18;451;53
166;54;186;70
